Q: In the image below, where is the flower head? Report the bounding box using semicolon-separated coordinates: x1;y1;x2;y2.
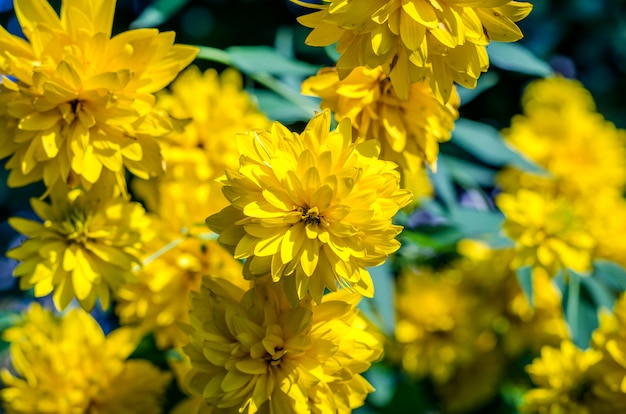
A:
302;65;459;195
521;341;604;414
206;110;412;304
295;0;532;102
7;186;152;310
496;189;595;276
0;0;197;189
0;303;172;414
183;278;382;414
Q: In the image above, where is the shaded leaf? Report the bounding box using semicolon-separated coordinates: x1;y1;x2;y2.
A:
130;0;191;28
226;46;320;77
487;42;554;77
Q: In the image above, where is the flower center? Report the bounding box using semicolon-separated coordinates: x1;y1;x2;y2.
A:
299;206;321;225
263;346;285;367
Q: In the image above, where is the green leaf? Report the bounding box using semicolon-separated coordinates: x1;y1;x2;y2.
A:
452;118;542;172
487;42;554;77
593;259;626;291
581;276;616;312
449;207;504;238
360;259;395;336
430;158;457;209
440;154;497;188
130;0;191;28
516;266;533;307
254;89;319;123
226;46;320;77
0;311;21;332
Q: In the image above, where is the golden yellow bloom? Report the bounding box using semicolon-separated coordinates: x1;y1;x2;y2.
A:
183;279;382;414
295;0;532;102
206;110;412;304
302;65;458;196
0;0;197;189
116;224;247;350
0;303;172;414
393;267;497;383
521;341;604;414
133;65;271;231
589;295;626;412
503;77;626;199
496;189;595;276
7;186;151;310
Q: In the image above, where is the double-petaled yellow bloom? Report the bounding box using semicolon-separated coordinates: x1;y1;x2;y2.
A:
0;0;197;190
183;278;382;414
7;186;152;310
206;110;412;304
302;65;459;198
0;303;172;414
294;0;532;102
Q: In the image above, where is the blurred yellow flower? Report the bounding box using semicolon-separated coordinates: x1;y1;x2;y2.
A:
590;294;626;412
206;110;412;304
133;66;271;231
0;0;197;189
0;303;172;414
7;187;151;310
521;341;604;414
116;225;247;350
295;0;532;102
183;279;382;414
302;65;459;197
496;189;595;276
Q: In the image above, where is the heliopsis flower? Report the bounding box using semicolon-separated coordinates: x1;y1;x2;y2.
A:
206;110;412;304
302;65;458;196
7;186;152;310
496;189;595;276
183;278;382;414
393;267;496;383
502;77;626;198
0;0;197;190
521;341;604;414
294;0;532;102
116;223;247;349
589;294;626;412
0;303;172;414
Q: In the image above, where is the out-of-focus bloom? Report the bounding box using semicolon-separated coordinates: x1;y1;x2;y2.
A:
496;189;595;276
0;303;172;414
294;0;532;102
302;65;458;196
393;267;496;384
116;225;247;350
521;341;604;414
133;66;271;231
590;295;626;412
7;186;151;310
206;110;412;304
183;278;382;414
0;0;197;189
502;78;626;199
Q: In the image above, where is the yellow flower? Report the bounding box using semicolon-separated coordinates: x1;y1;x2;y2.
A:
521;341;604;414
496;189;595;276
0;303;172;414
589;294;626;412
183;279;382;414
502;77;626;199
0;0;197;189
116;225;247;350
133;66;271;232
295;0;532;102
7;186;151;310
302;65;459;195
393;266;496;383
206;110;412;304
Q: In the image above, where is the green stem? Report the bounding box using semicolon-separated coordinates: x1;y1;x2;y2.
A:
194;46;233;66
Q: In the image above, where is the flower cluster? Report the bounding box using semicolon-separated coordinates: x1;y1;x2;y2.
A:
1;303;172;414
294;0;532;103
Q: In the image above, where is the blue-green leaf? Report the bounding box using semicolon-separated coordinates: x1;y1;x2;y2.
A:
360;259;395;336
457;71;499;106
516;265;533;307
593;259;626;291
581;276;616;312
487;42;554;77
226;46;320;77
